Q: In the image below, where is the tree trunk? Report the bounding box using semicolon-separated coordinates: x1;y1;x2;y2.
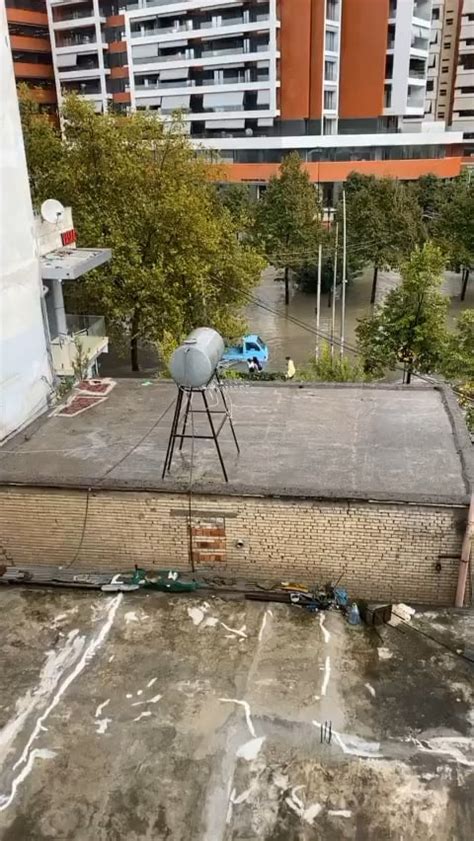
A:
130;310;140;372
461;267;470;301
284;266;290;306
370;264;379;305
406;367;412;385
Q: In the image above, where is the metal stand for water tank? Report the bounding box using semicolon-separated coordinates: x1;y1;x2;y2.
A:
162;373;239;482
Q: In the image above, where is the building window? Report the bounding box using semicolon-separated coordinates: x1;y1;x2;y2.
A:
446;18;453;25
324;89;336;110
432;7;440;20
323;116;337;135
324;60;336;81
325;30;337;51
426;79;434;91
442;66;449;73
444;41;451;49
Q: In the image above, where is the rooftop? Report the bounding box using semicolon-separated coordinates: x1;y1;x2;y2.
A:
0;589;472;840
0;381;472;505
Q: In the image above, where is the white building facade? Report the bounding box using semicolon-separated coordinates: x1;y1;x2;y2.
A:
1;0;54;443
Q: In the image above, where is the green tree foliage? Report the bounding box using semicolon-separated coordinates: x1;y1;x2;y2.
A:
17;84;63;205
341;173;425;303
356;242;449;382
301;342;370;383
432;173;474;299
19;93;264;371
218;182;256;237
254;152;322;305
441;310;474;382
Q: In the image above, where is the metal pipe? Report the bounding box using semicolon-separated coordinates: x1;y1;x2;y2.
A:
316;242;322;359
455;493;474;607
340;188;347;357
331;223;338;359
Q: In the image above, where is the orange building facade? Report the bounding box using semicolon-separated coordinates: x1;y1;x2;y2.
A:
6;0;57;112
43;1;466;188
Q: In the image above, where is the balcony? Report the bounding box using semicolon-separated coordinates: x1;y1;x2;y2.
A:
50;315;108;378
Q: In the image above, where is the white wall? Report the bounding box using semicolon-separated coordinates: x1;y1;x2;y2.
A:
0;0;53;442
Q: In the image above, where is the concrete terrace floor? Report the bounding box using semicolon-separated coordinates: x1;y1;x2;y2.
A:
0;381;471;504
0;589;473;841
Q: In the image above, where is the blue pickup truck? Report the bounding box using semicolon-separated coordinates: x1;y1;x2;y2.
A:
221;334;269;367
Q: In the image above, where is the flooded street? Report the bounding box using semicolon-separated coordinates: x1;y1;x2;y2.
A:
246;266;474;372
100;265;473;377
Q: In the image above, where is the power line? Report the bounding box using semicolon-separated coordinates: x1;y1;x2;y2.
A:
237;286;473;402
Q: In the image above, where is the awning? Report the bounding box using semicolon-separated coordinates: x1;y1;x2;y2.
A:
41;248;112;281
57;53;77;67
160;94;190;110
133;44;159;59
160;67;189;81
203;90;244;109
205;119;246;129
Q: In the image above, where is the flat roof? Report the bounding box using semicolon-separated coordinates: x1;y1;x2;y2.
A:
41;247;112;281
0;381;471;504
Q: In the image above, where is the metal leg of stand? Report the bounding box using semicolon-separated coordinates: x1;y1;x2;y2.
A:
167;387;184;473
217;379;240;454
162;388;183;477
202;389;228;482
179;390;192;451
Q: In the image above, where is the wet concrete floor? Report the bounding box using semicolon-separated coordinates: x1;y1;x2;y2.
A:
0;589;472;840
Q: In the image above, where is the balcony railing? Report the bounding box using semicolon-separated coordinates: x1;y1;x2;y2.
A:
66;314;105;338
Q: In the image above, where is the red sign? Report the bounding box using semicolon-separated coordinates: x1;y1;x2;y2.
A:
61;229;77;246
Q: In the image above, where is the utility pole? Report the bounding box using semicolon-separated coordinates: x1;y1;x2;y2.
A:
316;242;322;359
331;223;339;358
340;188;347;357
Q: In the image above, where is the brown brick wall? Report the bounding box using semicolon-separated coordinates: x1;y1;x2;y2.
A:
0;487;467;605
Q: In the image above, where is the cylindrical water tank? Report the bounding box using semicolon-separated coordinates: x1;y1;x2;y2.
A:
169;328;225;388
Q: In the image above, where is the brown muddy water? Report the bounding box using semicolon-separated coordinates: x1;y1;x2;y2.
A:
100;266;473;378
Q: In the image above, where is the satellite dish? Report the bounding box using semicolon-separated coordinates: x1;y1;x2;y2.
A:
41;198;65;224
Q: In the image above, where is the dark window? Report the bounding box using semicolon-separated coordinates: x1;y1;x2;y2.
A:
432;7;440;20
459;110;474;116
426;79;434;91
461;86;474;94
442;66;449;73
446;17;453;25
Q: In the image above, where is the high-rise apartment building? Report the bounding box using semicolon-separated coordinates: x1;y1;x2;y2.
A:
45;0;467;187
452;0;474;136
425;0;461;123
6;0;57;112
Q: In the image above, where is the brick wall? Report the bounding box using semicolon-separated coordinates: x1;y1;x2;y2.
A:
0;487;468;605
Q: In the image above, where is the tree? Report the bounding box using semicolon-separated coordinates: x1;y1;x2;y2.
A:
17;84;63;206
433;174;474;301
441;310;474;382
356;242;449;383
254;153;322;305
341;173;425;304
218;182;256;237
20;93;264;371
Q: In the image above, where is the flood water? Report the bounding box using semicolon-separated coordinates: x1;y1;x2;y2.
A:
100;265;473;377
245;266;474;373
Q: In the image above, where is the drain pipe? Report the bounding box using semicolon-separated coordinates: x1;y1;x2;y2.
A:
455;493;474;607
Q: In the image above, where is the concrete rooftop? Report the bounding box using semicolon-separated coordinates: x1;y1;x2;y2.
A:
0;381;472;504
0;589;472;840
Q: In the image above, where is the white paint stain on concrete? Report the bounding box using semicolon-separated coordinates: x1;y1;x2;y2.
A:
284;788;322;826
303;803;322;825
132;694;162;707
126;693;133;699
220;698;256;738
0;595;122;812
236;737;265;761
313;720;382;759
133;711;152;722
108;655;115;663
328;809;352;818
188;607;205;626
96;718;112;735
258;609;272;642
95;699;110;718
147;678;157;688
124;611;139;624
378;647;393;660
365;683;376;698
136;690;143;696
319;614;330;644
220;623;247;639
0;750;56;810
321;656;331;697
202;616;219;628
